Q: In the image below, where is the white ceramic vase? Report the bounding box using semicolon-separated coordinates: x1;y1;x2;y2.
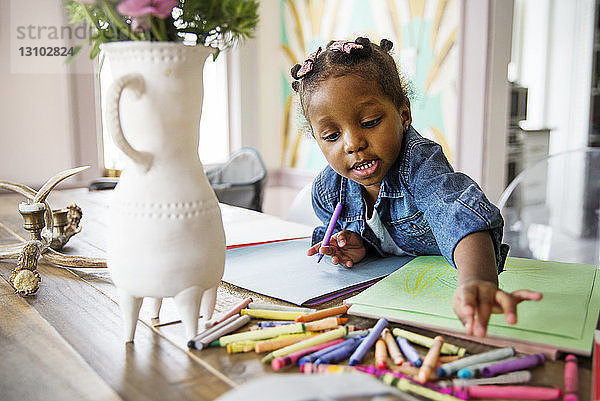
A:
102;42;225;342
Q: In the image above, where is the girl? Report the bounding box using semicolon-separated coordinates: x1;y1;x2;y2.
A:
290;37;542;337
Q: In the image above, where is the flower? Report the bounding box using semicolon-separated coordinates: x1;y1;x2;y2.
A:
64;0;259;59
117;0;177;19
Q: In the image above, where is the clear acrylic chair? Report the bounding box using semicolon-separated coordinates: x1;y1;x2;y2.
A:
498;147;600;266
205;147;267;212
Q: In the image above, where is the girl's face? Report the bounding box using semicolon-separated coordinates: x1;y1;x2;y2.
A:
307;74;410;200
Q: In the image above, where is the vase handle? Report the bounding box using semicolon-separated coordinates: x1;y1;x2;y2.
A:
106;73;153;173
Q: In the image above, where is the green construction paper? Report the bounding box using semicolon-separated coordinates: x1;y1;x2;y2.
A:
347;256;600;354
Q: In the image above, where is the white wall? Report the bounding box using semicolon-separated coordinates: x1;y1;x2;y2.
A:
456;0;513;202
512;0;594;152
0;0;99;189
229;1;284;170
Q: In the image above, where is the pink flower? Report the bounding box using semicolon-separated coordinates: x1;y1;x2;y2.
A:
117;0;178;19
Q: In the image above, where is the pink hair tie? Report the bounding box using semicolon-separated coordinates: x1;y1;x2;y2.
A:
328;40;363;54
296;47;322;78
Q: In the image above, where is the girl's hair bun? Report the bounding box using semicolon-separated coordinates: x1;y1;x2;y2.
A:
354;37;372;57
355;37;371;46
290;64;302;80
380;39;393;52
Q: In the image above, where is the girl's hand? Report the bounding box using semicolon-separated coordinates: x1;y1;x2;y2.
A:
452;280;543;337
307;230;366;268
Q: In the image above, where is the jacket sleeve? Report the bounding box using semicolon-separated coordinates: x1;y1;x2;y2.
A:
403;137;508;273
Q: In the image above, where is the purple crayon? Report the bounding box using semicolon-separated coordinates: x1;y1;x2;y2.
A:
315;336;364;365
396;337;423;368
481;353;546;377
258;321;295;328
298;338;352;366
317;202;343;263
349;318;388;366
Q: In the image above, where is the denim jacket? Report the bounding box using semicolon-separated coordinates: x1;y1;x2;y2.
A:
311;126;508;273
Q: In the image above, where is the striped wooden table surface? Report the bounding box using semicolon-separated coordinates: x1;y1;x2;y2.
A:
0;188;592;400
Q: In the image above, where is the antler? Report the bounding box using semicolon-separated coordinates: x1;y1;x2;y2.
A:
33;166;90;203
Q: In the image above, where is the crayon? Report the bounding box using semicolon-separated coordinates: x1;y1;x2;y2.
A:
347;329;370;338
188;315;251;350
317;202;343;263
188;315;250;350
187;314;240;348
349;365;378;376
262;326;347;364
481;353;545;377
247;302;315;313
241;308;305;321
437;370;532;388
381;374;463;401
437;347;515;378
301;363;359;374
439;355;461;363
270;338;345;371
418;335;444;383
392;328;467;356
210;296;252;326
388;364;422;377
254;333;315;353
304;317;348;331
211;321;305;347
396;336;422;367
378;375;426;401
594;331;600;401
298;338;353;366
383;370;465;399
349;318;388;366
465;385;562;400
457;356;517;379
295;304;349;323
315;336;365;365
375;338;388;369
257;321;295;328
382;328;405;365
564;354;579;401
226;341;256;354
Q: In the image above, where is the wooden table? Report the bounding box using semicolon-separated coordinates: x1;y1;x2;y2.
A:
0;189;593;400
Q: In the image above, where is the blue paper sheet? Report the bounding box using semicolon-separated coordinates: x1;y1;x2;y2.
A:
222;238;414;305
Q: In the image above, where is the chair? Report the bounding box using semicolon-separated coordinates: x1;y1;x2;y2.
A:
286;182;322;226
205;147;267;212
498;147;600;265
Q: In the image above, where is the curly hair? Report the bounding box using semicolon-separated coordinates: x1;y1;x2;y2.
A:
290;37;410;123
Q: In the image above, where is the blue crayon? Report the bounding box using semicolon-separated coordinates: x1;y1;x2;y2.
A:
258;321;295;328
298;339;351;366
348;318;388;366
396;337;422;367
315;336;365;365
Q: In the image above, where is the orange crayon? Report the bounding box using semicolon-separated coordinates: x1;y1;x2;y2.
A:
417;335;444;384
438;355;461;364
375;338;389;369
388;364;422;377
304;317;348;331
254;333;315;353
295;304;350;323
382;328;405;365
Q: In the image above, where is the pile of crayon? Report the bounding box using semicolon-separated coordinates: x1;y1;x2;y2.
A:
187;298;578;400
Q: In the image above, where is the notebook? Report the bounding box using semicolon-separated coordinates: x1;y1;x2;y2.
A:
222;238;414;306
346;256;600;356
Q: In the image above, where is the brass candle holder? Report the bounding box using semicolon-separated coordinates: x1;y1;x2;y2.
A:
8;202;47;296
0;166;108;297
50;205;82;251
